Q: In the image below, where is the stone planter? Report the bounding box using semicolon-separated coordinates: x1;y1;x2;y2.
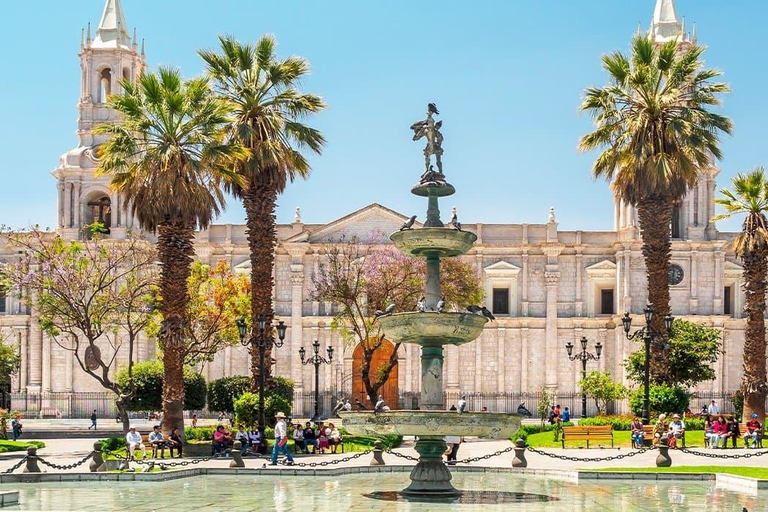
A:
184;442;212;458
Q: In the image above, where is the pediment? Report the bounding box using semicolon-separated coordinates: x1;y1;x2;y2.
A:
723;260;743;276
483;261;521;277
232;259;252;275
289;203;415;244
585;259;617;276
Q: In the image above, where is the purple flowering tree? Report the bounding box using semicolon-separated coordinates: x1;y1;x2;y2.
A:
2;229;157;433
311;237;483;405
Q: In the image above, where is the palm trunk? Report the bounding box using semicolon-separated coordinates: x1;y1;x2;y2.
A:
243;178;278;392
636;195;673;384
157;220;196;436
741;246;768;421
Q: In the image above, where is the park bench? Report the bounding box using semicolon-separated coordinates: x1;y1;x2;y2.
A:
641;424;686;448
561;425;613;448
125;434;173;459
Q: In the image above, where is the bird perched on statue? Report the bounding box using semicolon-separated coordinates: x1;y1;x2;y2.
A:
428;103;440;115
384;303;396;315
332;398;346;417
436;296;446;313
467;305;483;314
480;306;496;321
400;215;417;231
374;309;385;317
458;395;467;414
450;208;461;231
416;296;426;312
375;395;390;413
355;398;367;411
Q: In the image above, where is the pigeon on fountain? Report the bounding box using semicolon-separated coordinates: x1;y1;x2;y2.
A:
480;306;496;321
450;208;461;231
457;395;467;414
400;215;417;231
374;395;390;413
374;309;384;317
466;305;483;314
383;303;396;316
416;296;426;312
354;398;367;411
117;460;129;471
436;296;446;312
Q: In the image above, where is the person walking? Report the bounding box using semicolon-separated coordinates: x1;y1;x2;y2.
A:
88;410;98;430
10;414;22;441
270;412;294;466
444;435;462;465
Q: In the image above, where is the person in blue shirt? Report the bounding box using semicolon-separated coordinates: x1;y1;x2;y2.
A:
562;407;570;422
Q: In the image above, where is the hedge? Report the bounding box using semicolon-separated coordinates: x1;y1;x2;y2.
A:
116;361;206;411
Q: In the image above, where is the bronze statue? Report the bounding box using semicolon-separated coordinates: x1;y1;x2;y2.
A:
410;103;445;183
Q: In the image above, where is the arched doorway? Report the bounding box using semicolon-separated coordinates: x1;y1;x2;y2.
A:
352;339;398;411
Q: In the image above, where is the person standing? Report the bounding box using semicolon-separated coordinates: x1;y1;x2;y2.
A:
270;412;294;466
10;414;22;441
89;410;98;430
444;435;462;465
708;400;719;416
191;414;198;428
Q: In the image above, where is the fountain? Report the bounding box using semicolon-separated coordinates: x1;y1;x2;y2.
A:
341;103;521;497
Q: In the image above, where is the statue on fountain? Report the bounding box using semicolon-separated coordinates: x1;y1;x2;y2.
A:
410;103;445;184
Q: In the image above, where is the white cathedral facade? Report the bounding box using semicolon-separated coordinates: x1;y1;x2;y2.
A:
0;0;750;416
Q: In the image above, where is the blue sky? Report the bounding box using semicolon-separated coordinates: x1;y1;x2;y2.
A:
1;0;766;233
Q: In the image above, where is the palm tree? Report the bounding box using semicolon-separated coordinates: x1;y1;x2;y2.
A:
199;35;326;390
714;168;768;421
579;34;732;381
95;68;245;434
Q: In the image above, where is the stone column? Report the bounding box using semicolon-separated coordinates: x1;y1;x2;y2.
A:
286;244;308;390
542;243;563;388
622;245;632;313
575;245;583;316
689;245;699;313
73;182;82;231
421;345;444;410
521;252;529;316
18;327;28;392
474;334;482;392
714;245;725;314
497;328;506;392
520;327;529;391
57;182;65;228
41;334;51;393
27;302;42;393
445;344;459;393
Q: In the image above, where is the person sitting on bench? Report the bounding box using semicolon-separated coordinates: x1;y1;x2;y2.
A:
166;427;183;457
213;425;232;455
148;425;167;458
744;413;762;448
125;426;146;460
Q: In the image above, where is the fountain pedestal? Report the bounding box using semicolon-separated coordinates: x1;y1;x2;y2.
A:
402;436;459;496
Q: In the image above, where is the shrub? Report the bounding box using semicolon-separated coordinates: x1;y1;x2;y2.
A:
207;376;251;413
269;376;295;404
731;390;744;420
511;422;574;443
579;415;635;431
344;434;402;449
116;361;206;411
233;392;292;428
629;384;690;417
0;440;45;453
184;426;217;442
100;436;125;451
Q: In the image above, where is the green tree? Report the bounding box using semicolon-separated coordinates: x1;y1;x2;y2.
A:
207;376;251;413
2;230;156;433
579;34;732;381
311;240;483;405
714;168;768;421
233;392;291;429
578;371;629;415
199;35;326;390
95;68;246;435
630;384;690;417
116;361;206;412
624;319;722;388
0;336;21;395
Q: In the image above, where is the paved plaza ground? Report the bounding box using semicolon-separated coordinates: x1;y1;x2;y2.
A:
2;435;766;474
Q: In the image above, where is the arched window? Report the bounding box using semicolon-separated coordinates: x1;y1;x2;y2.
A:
99;68;112;103
84;195;112;238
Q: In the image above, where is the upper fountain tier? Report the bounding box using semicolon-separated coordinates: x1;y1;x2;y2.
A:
391;227;476;258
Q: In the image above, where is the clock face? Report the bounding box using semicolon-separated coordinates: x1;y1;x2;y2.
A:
668;264;684;286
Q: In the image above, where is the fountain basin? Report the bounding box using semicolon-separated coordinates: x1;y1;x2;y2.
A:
378;311;487;346
390;228;477;257
340;411;521;438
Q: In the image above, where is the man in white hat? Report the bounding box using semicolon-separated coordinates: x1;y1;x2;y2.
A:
125;425;146;460
668;414;685;448
270;412;294;466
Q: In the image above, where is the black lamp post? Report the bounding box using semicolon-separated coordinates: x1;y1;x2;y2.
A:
622;306;673;425
299;340;333;420
565;336;603;419
236;314;287;451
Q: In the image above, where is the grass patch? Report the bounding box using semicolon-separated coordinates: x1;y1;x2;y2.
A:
0;440;45;453
595;466;768;479
525;430;709;449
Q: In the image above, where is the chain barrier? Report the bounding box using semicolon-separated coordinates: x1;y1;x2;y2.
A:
456;445;515;464
680;447;768;460
526;445;656;463
1;457;27;474
36;452;94;471
287;450;372;468
384;448;419;462
103;449;217;468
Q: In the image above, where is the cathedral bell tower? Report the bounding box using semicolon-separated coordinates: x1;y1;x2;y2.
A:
52;0;145;240
615;0;719;242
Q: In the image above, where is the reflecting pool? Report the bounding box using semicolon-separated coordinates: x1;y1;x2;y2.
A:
0;473;762;511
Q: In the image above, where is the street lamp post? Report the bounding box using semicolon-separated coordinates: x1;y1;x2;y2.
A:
236;314;287;452
622;306;673;425
299;340;333;420
565;336;603;419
